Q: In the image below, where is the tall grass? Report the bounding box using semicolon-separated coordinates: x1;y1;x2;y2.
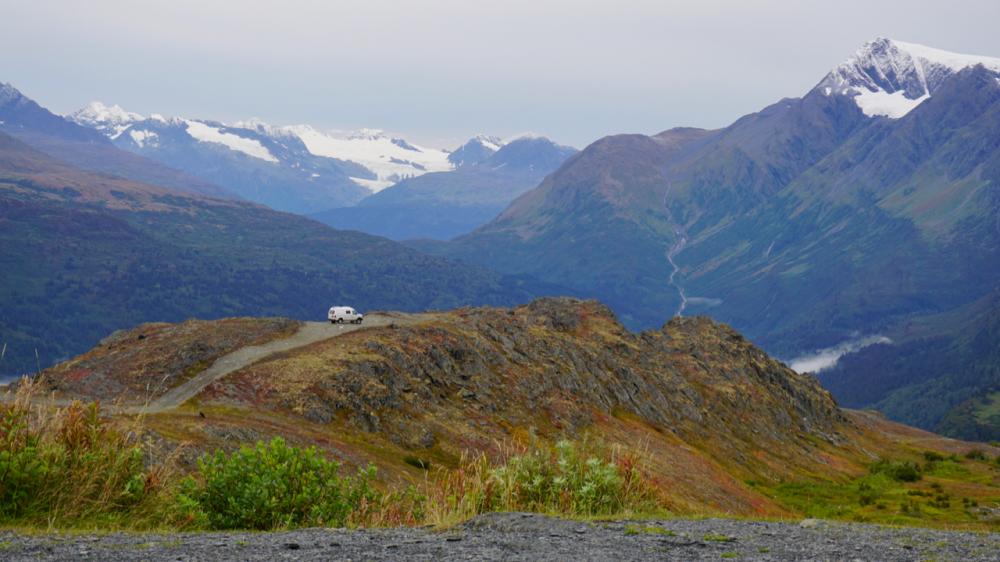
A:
424;439;662;526
0;377;173;527
1;379;662;530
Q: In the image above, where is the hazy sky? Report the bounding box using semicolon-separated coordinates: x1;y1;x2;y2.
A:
3;0;1000;148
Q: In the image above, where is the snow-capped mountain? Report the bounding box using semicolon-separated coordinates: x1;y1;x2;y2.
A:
69;101;144;137
311;135;577;241
448;134;504;167
815;37;1000;118
69;106;372;213
71;105;465;206
281;125;453;191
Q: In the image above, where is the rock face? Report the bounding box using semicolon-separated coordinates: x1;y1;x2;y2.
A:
201;298;847;484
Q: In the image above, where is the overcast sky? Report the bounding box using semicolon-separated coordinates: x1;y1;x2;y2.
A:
3;0;1000;148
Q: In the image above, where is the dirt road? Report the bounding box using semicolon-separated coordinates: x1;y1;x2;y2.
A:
139;312;418;413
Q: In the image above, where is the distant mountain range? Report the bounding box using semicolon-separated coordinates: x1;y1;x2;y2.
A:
69;100;577;236
67;101;577;236
0;87;563;378
68;102;461;214
311;135;577;240
415;38;1000;439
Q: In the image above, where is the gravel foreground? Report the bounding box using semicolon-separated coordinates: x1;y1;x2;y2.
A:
1;513;997;561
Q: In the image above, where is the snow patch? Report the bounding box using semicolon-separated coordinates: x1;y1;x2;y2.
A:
854;89;930;118
893;40;1000;73
286;125;452;192
351;177;394;191
472;134;504;152
184;120;278;163
128;129;159;148
503;131;545;143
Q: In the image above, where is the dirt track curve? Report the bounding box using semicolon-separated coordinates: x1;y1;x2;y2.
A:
138;312;420;413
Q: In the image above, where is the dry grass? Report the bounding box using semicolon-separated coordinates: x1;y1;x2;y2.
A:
422;439;665;527
0;377;179;529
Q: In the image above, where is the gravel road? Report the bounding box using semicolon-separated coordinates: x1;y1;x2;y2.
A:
139;312;419;413
1;513;996;561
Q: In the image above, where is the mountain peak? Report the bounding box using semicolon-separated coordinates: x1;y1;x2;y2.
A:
471;134;503;151
816;38;1000;119
0;82;26;106
68;101;144;137
448;134;504;167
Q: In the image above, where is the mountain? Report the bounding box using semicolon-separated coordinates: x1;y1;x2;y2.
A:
0;84;231;198
69;105;371;214
34;298;1000;524
447;134;503;167
0;129;561;379
311;136;577;240
416;39;1000;435
277;125;453;192
818;38;1000;118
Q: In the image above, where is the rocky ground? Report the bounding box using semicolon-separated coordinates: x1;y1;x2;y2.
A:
2;513;997;561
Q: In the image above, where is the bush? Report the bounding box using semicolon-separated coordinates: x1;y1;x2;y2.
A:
922;451;945;462
426;439;660;524
857;481;879;506
963;449;987;461
0;379;161;525
176;437;391;530
869;459;922;482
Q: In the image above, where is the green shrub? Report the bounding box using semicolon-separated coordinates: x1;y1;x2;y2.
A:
869;459;922;482
0;381;157;525
177;437;380;530
922;451;945;462
426;439;660;524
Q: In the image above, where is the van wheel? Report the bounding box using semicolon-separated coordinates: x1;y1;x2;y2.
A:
330;320;335;324
337;318;344;324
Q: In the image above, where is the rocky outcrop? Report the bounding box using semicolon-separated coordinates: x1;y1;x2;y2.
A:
203;298;847;470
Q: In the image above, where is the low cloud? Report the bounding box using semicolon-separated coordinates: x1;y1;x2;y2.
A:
787;335;892;374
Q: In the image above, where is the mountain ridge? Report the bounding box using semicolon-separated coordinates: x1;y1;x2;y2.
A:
414;39;1000;440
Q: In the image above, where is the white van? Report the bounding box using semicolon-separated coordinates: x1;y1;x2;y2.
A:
328;306;364;324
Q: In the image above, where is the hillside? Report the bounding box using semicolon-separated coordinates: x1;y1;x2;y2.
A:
821;288;1000;440
36;298;1000;526
0;131;560;379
